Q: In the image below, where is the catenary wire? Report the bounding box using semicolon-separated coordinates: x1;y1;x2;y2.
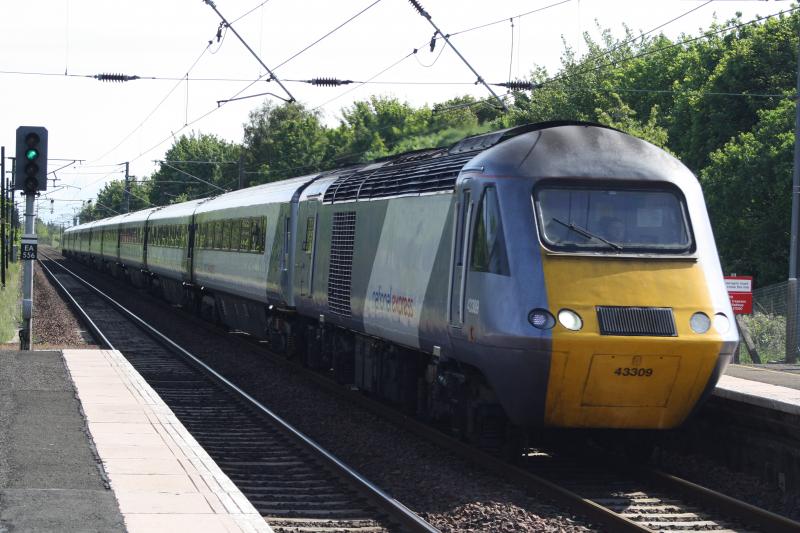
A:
79;4;800;204
545;5;800;88
445;0;573;39
158;162;229;192
230;0;273;25
271;0;384;72
106;0;386;173
310;50;416;111
569;0;713;76
91;41;212;163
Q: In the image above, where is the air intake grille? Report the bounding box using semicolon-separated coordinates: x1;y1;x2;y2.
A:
328;211;356;316
596;306;677;337
323;150;475;203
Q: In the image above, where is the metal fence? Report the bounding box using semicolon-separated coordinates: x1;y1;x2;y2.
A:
736;281;791;364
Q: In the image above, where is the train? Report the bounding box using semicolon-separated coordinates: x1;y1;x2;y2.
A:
63;121;739;443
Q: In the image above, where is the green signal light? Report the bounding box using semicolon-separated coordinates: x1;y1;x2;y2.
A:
26;148;39;161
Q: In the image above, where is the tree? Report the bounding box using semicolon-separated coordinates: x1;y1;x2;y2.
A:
700;98;795;286
243;101;327;183
149;132;241;205
669;13;799;171
595;95;669;149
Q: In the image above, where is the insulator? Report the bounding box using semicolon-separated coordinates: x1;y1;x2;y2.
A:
408;0;430;18
498;80;537;91
93;73;141;83
308;78;354;87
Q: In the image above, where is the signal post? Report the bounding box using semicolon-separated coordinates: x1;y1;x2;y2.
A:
14;126;47;350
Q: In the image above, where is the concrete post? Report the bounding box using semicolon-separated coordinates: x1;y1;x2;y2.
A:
20;193;35;350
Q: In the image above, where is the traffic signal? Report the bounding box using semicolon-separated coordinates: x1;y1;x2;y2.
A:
14;126;48;193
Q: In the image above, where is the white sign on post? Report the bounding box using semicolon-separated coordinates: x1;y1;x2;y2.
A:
21;236;37;260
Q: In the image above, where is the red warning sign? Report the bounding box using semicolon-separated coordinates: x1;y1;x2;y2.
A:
724;276;753;315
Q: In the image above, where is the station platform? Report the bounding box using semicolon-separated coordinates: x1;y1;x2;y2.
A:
716;363;800;414
0;349;271;533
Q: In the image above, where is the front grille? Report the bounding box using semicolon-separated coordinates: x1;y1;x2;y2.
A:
596;306;677;336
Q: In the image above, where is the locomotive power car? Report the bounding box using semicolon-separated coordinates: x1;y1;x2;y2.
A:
64;121;739;440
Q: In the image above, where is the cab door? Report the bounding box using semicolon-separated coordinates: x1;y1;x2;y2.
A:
295;200;319;298
449;182;474;332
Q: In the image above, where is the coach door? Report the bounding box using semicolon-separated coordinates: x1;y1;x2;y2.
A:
449;183;473;329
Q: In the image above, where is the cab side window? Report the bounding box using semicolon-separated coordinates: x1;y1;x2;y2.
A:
470;186;510;275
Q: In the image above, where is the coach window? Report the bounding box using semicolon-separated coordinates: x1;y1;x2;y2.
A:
254;216;266;253
471;186;510;275
303;216;314;253
197;223;205;249
250;218;260;252
240;218;252;251
211;221;220;249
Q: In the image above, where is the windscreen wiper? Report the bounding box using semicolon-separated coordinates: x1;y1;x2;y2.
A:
552;217;623;251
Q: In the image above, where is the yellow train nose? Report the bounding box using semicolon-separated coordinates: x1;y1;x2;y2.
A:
544;333;723;428
540;257;725;429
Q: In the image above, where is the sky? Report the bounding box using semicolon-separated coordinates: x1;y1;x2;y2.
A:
0;0;792;226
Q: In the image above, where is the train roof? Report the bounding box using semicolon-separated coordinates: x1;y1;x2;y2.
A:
69;121;691;228
193;174;317;215
319;122;612;204
148;198;208;222
463;122;695;188
89;212;131;230
67;219;103;232
118;206;163;226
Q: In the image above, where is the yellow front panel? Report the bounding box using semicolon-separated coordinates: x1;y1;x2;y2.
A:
542;255;724;429
582;354;680;407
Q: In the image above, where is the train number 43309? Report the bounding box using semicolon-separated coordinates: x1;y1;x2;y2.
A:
614;367;653;377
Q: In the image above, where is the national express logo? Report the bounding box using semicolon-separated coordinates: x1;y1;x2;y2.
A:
370;285;415;319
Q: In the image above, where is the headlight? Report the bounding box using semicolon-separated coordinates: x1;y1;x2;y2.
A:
558;309;583;331
690;312;711;334
528;308;555;329
713;313;730;334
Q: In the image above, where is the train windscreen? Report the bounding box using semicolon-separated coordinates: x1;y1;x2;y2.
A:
535;185;693;254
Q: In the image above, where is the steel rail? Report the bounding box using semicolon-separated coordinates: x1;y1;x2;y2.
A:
46;248;800;532
44;251;647;532
255;344;652;533
643;468;800;533
275;349;800;532
37;258;115;350
37;251;439;533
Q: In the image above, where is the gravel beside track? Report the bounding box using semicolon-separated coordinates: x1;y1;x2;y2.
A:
42;249;592;532
32;262;95;349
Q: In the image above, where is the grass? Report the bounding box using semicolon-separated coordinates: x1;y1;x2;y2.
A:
0;261;21;342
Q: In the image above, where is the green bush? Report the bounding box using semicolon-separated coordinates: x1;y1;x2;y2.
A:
738;312;786;363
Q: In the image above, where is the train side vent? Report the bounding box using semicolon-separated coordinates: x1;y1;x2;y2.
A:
327;211;356;316
596;306;677;337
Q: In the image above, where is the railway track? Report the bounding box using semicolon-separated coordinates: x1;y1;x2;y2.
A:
42;249;800;532
38;253;438;533
522;451;800;532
